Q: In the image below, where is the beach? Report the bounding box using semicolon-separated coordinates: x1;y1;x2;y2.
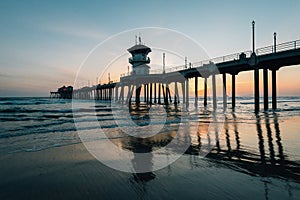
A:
1;1;300;199
0;97;300;199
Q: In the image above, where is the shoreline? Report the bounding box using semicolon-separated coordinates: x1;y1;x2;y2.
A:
1;99;300;199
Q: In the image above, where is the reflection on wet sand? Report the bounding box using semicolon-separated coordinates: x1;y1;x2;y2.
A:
233;112;240;150
186;111;300;199
130;139;156;183
112;105;182;183
98;104;300;193
274;113;284;163
184;111;300;181
256;115;266;164
213;113;298;178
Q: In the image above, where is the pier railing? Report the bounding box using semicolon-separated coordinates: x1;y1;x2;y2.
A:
121;39;300;76
148;50;253;74
256;39;300;55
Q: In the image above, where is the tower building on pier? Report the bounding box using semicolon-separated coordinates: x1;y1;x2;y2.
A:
127;36;151;75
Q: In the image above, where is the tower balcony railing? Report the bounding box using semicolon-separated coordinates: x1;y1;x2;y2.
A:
129;57;150;63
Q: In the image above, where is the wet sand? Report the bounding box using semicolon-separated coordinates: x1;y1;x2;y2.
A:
1;140;299;200
1;109;300;199
0;143;133;199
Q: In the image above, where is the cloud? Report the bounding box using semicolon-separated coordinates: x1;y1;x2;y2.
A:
0;73;13;78
41;22;108;41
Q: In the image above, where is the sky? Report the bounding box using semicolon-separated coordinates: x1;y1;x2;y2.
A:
0;0;300;97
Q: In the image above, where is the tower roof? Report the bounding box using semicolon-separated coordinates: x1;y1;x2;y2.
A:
127;44;151;53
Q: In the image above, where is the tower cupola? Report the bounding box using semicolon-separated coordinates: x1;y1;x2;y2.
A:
127;36;151;75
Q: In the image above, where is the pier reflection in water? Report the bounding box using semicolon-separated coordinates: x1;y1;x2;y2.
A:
187;111;299;199
206;112;299;180
96;103;300;197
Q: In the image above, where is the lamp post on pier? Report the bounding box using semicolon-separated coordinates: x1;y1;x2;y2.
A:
272;32;277;110
252;20;260;113
252;21;255;53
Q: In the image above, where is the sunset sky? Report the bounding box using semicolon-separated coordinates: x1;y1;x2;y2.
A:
0;0;299;97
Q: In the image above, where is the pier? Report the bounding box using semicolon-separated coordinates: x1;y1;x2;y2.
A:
50;85;73;99
69;24;300;113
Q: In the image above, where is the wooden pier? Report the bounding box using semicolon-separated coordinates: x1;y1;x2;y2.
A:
66;27;300;113
50;85;73;99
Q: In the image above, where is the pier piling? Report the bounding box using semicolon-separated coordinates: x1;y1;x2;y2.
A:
154;83;157;103
212;74;217;110
254;67;260;113
195;77;198;108
185;79;189;108
263;68;269;110
223;73;227;110
204;77;208;107
272;70;277;110
232;74;236;109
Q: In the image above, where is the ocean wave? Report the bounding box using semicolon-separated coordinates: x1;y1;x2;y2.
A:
0;98;70;106
0;107;73;114
1;96;300;155
0;126;77;139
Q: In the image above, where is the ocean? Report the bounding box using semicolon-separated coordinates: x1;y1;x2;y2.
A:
0;96;300;199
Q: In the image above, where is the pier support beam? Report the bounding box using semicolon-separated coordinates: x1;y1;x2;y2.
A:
174;82;179;104
204;77;207;107
182;82;186;104
162;84;166;105
232;74;236;109
150;83;152;105
212;74;217;110
119;86;124;103
195;77;198;108
254;67;260;113
272;69;277;110
263;68;269;110
146;84;149;103
135;84;141;104
144;84;146;102
165;84;169;105
109;88;112;100
129;85;134;104
96;89;99;100
186;78;189;108
154;83;157;103
158;84;161;104
167;84;172;103
115;86;118;101
164;84;168;105
126;85;133;104
222;73;227;110
104;89;107;100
